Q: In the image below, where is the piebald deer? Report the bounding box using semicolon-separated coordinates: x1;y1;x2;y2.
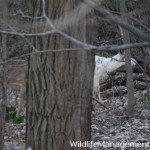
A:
0;60;27;117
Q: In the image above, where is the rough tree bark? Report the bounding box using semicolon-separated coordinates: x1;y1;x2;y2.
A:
0;1;7;149
120;0;135;118
26;1;95;150
0;36;7;150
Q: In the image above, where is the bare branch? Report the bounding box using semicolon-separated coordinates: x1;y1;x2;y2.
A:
0;42;149;66
18;10;44;20
0;30;56;36
97;42;149;52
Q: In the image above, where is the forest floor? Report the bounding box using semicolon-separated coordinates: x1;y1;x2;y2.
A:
91;90;150;150
3;89;150;150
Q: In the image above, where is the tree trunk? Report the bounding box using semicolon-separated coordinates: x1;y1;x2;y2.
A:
26;1;95;150
0;2;7;149
120;0;135;118
0;36;7;150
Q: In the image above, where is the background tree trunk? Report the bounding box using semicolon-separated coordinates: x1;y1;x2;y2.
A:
26;1;95;150
120;0;135;118
0;36;7;150
0;1;7;149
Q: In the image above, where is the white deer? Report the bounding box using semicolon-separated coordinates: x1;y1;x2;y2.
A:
93;52;136;104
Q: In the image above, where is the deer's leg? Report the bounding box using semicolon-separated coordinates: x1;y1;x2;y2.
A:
95;83;105;105
97;88;104;104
